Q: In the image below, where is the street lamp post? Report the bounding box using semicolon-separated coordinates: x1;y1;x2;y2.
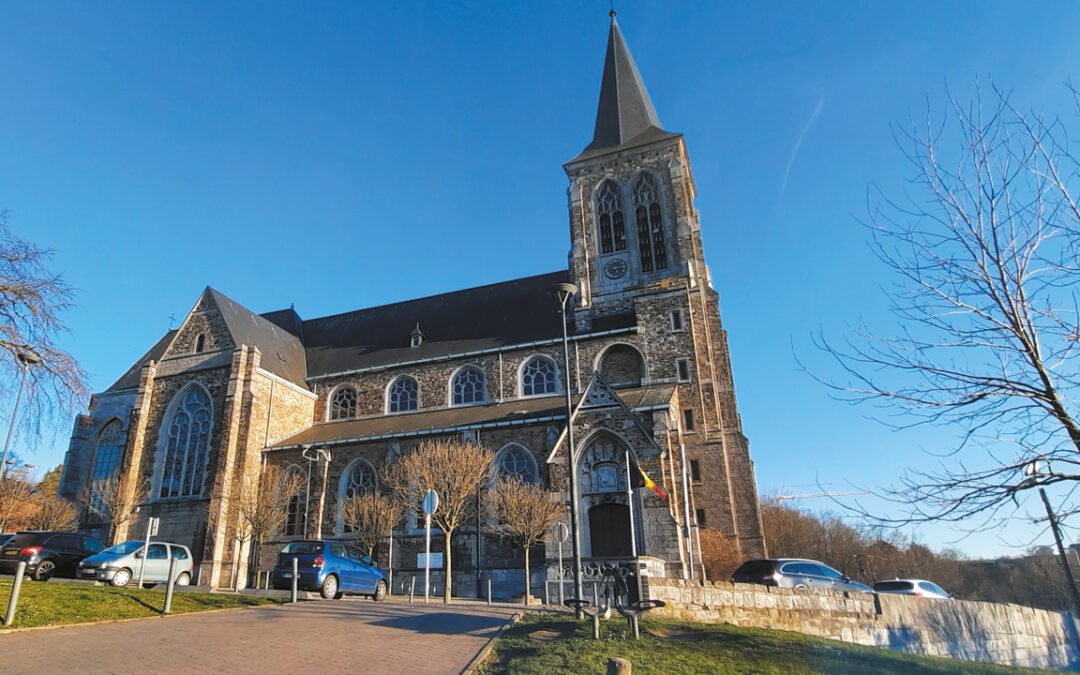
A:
552;282;584;617
0;351;42;480
1024;460;1080;617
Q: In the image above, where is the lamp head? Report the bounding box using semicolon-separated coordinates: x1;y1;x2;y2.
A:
551;283;578;305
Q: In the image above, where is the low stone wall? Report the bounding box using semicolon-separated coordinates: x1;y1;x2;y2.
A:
649;578;1080;671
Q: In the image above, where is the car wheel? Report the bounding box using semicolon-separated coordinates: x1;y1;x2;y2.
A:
175;572;191;587
373;580;387;602
320;574;339;600
111;568;132;587
33;560;56;581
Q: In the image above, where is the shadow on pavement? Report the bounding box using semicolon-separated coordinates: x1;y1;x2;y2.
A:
368;611;509;637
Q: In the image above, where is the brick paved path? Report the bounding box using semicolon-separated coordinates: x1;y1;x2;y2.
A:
0;599;519;674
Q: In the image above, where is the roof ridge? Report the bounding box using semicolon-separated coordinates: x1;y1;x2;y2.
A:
301;270;566;324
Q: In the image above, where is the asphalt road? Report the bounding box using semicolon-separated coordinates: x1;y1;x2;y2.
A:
0;598;520;674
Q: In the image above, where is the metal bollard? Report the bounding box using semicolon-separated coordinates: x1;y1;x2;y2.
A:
163;558;178;614
4;561;27;626
593;582;599;605
290;558;298;603
487;579;492;605
409;576;415;603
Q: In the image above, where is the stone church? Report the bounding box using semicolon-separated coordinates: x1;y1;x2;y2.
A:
59;15;765;596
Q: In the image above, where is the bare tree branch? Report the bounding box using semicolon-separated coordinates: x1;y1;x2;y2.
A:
0;210;89;441
811;83;1080;528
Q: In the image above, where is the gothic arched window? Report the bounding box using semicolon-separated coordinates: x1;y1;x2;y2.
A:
284;464;305;536
329;386;358;420
343;459;378;499
496;444;539;484
633;173;668;272
388;376;418;413
521;356;558;397
160;386;212;499
195;333;206;353
452;366;486;406
596;181;626;255
580;436;629;494
89;420;125;518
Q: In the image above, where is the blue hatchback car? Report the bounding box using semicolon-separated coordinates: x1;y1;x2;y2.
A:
272;540;388;600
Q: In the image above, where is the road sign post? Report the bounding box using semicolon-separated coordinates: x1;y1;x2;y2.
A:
138;517;159;588
556;522;569;607
422;489;439;604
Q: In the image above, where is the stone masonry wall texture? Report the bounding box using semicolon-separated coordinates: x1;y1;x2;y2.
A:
649;578;1079;670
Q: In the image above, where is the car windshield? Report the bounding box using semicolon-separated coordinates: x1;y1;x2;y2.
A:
281;541;323;555
102;541;145;556
874;581;914;592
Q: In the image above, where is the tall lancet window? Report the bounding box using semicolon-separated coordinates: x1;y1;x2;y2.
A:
633;173;668;272
596;181;626;255
160;386;212;499
89;420;125;519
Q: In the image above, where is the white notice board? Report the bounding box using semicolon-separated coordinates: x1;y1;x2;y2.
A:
417;553;443;568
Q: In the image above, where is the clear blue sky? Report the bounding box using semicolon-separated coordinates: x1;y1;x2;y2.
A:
3;1;1078;559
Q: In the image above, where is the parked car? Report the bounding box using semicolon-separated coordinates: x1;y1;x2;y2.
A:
0;531;105;581
873;579;951;599
272;540;388;600
78;541;195;587
731;558;874;593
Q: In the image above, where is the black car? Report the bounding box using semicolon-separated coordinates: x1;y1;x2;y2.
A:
731;558;874;593
0;531;106;581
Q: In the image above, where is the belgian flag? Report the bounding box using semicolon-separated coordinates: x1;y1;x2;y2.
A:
629;458;668;499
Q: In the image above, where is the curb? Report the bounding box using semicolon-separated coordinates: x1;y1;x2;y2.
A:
462;610;524;675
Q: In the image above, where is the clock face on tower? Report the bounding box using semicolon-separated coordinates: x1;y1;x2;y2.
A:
603;258;628;280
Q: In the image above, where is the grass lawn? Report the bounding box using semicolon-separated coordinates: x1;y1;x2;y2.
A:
477;613;1054;675
0;577;284;629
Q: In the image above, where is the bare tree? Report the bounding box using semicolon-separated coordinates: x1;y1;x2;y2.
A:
235;465;304;588
697;527;743;582
384;438;493;602
813;84;1080;529
27;494;78;531
88;474;149;545
0;474;36;532
489;477;563;604
342;491;402;557
0;211;89;438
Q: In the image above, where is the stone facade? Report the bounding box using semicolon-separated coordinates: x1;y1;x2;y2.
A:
60;17;765;593
650;578;1080;670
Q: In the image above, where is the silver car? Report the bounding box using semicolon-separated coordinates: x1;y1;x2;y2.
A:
873;579;951;599
78;540;194;587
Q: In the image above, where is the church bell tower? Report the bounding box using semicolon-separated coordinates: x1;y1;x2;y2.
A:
564;12;712;329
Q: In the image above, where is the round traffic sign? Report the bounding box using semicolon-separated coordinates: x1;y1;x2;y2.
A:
422;489;439;515
556;522;569;542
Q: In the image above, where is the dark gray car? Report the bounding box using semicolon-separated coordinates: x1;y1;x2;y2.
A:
732;558;873;593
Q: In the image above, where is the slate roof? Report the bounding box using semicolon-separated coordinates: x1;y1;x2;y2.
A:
569;14;681;163
208;288;309;388
300;271;573;378
268;383;676;450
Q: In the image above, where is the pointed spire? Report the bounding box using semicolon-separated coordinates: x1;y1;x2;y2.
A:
582;12;672;155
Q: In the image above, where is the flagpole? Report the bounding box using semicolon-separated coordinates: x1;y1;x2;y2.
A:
680;443;695;581
624;451;644;604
